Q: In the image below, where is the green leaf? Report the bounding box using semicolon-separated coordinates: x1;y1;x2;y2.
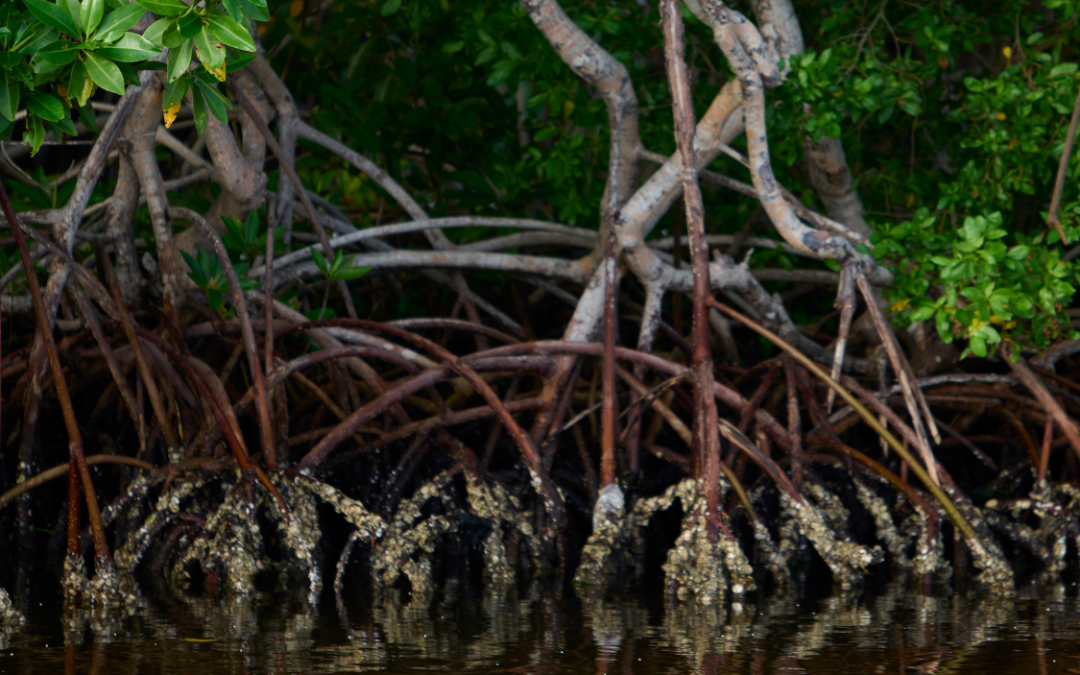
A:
244;210;259;241
84;50;126;94
25;92;65;122
190;81;208;134
381;0;402;17
337;263;370;280
35;39;79;65
68;59;94;106
81;0;105;37
143;16;174;46
206;14;255;51
166;37;193;82
97;32;161;62
94;4;146;41
1050;62;1078;78
194;26;225;70
968;334;987;358
0;70;19;122
226;50;255;72
238;0;269;22
77;102;97;133
910;304;937;323
47;113;77;139
24;114;45;157
180;250;208;287
160;20;186;48
311;246;328;275
178;10;202;39
221;0;243;23
134;0;190;16
533;126;558;142
59;0;83;34
193;78;230;124
162;74;188;108
24;0;82;38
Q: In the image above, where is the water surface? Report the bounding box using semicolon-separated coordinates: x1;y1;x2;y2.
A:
2;581;1079;674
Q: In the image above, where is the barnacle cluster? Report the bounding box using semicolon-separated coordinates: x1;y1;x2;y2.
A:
370;469;539;599
631;478;754;604
573;483;626;585
780;488;883;590
0;585;23;649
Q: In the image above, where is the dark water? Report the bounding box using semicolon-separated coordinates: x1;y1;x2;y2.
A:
2;581;1080;674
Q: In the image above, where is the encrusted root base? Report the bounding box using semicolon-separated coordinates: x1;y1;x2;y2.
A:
573;484;626;586
0;586;24;628
661;480;755;605
60;554;141;610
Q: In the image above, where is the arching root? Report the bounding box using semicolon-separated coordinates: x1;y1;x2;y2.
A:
779;488;883;590
371;469;539;601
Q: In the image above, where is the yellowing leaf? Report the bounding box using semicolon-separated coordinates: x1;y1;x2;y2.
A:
1003;46;1012;60
290;0;304;17
891;298;911;312
207;61;227;82
164;100;181;128
563;99;574;117
996;111;1006;121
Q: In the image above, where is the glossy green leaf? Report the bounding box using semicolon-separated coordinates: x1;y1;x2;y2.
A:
84;50;126;94
94;4;146;41
97;32;161;61
81;0;105;37
194;26;225;70
24;0;81;38
380;0;402;16
77;102;97;133
59;0;83;34
166;37;192;82
226;50;256;73
47;113;78;139
162;74;189;108
193;78;230;124
178;10;202;39
142;16;174;46
160;21;186;48
0;70;19;122
25;92;65;122
134;0;190;16
206;14;254;52
221;0;243;23
15;25;60;55
35;39;79;65
68;59;94;107
190;81;208;134
238;0;269;22
24;114;45;157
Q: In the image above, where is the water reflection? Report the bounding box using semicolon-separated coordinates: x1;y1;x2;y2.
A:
2;581;1079;674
